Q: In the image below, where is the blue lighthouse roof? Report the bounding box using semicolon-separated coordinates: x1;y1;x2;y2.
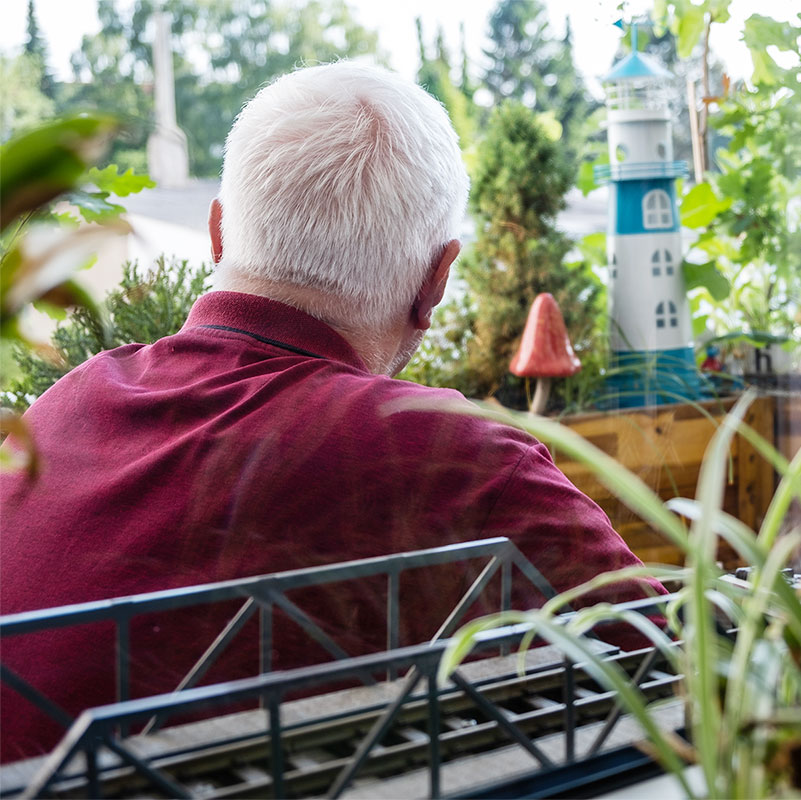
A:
602;51;673;82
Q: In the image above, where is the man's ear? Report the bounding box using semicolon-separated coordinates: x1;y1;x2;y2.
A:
208;198;223;264
412;239;461;331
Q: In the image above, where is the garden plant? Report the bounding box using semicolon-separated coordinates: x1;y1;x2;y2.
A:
4;257;211;412
439;393;801;798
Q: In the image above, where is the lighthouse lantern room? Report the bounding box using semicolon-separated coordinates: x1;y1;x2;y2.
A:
595;24;704;407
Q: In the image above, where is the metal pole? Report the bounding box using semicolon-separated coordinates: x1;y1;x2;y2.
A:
387;569;400;680
427;671;441;799
563;659;575;762
269;695;284;799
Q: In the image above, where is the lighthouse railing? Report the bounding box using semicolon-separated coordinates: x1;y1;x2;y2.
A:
605;82;670;111
594;161;689;183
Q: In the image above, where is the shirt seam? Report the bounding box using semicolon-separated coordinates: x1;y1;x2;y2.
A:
190;324;327;359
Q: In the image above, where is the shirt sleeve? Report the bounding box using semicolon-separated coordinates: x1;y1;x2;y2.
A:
480;439;667;647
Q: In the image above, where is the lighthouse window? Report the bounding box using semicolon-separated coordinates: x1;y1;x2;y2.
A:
615;144;628;162
643;190;672;229
657;142;667;159
651;249;675;276
655;300;678;329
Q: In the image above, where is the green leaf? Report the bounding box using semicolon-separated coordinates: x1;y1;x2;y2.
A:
677;7;706;59
652;0;669;35
52;212;81;229
64;190;126;224
708;0;731;24
577;160;598;196
749;48;782;86
86;165;155;197
693;230;740;260
680;182;732;228
0;114;118;231
682;260;731;301
535;111;563;142
2;221;129;318
577;231;607;265
691;311;710;338
743;14;800;53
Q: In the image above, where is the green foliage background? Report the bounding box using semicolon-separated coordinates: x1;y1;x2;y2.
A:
663;6;801;356
400;102;603;410
7;0;799;414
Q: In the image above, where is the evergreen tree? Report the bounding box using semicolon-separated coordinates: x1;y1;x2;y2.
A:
24;0;55;98
415;19;476;148
458;22;473;100
0;54;55;140
482;0;595;157
400;103;602;408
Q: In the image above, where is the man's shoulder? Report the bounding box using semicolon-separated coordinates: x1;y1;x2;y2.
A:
345;373;535;450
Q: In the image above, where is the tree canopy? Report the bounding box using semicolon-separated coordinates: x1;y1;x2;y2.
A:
66;0;383;175
482;0;596;158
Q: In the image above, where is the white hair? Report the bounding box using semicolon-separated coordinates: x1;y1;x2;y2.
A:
218;61;469;330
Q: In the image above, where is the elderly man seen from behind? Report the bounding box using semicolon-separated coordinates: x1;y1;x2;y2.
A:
0;62;665;763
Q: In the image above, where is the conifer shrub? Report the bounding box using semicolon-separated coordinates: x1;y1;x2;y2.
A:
5;256;211;411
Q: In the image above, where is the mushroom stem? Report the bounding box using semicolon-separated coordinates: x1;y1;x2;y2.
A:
530;377;551;415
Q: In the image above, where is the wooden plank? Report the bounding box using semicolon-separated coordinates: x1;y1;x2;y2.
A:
775;394;801;463
559;462;716;504
555;396;765;569
737;396;775;531
554;400;732;475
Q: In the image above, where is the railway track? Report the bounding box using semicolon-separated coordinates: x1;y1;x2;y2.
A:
3;644;682;799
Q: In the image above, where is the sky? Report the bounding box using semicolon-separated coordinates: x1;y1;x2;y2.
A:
1;0;798;98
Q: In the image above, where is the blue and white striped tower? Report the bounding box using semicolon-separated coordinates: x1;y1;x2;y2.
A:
595;25;704;407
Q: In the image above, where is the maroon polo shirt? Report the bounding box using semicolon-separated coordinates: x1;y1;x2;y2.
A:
1;291;664;761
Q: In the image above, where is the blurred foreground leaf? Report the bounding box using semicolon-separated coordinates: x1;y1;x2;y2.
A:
0;115;118;231
0;409;38;477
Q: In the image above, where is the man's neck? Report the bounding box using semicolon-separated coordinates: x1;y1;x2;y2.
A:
211;268;410;376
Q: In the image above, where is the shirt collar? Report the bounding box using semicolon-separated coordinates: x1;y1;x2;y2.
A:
183;291;368;371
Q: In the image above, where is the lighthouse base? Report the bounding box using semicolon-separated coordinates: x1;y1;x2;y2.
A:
602;347;710;409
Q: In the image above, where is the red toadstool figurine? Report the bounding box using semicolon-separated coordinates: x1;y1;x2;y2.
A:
509;293;581;414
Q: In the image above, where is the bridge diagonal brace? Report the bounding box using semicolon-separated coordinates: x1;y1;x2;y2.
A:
587;648;660;756
255;588;377;686
141;597;258;735
0;662;74;730
450;669;555;768
328;666;425;798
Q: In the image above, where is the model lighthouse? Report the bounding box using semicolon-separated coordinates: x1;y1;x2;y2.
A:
595;25;703;407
